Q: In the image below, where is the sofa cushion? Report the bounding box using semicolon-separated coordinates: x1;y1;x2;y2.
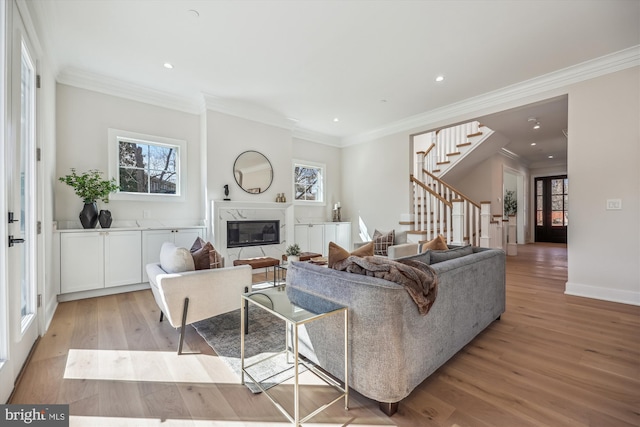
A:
328;241;374;269
430;244;474;264
190;237;223;270
395;250;431;265
419;235;449;252
373;229;395;256
160;242;195;273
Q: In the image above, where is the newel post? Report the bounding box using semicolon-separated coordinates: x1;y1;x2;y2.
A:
507;215;517;256
480;202;491;248
451;199;464;246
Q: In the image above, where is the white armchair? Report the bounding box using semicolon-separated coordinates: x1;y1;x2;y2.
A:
146;242;253;354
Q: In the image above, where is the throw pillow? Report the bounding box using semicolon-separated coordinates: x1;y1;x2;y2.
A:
372;229;395;256
395;250;431;265
190;237;223;270
160;242;195;273
328;241;374;269
419;234;449;252
209;247;223;269
430;245;474;264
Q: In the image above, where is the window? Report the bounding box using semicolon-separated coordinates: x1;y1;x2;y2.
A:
108;129;186;201
293;161;325;204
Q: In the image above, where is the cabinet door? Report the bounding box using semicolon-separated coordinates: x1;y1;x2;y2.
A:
60;232;104;293
142;230;174;282
105;231;142;288
141;228;204;282
294;225;310;252
335;223;351;251
173;228;203;249
324;223;337;254
307;224;325;255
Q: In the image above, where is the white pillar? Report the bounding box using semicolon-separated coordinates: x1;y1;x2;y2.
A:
507;215;518;256
480;202;491;248
452;199;464;246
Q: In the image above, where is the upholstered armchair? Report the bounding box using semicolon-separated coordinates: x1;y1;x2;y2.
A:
146;242;253;354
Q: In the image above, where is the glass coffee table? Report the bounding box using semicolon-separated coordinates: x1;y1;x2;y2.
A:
241;286;349;426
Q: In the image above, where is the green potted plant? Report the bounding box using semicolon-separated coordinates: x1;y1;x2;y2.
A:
59;168;119;229
285;243;301;263
504;190;517;217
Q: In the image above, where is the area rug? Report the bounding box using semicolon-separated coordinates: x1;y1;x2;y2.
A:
192;305;305;393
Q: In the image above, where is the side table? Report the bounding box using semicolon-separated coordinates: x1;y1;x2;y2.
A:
241;286;349;426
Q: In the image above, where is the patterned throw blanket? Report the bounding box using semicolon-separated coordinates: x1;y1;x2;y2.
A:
333;255;438;315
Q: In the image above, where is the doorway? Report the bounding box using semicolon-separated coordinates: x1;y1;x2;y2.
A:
535;175;568;243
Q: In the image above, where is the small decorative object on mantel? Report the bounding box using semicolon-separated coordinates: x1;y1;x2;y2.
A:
223;184;231;201
332;202;342;222
59;168;119;229
285;243;301;263
275;193;286;203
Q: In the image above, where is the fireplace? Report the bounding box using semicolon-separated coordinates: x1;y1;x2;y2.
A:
227;220;280;248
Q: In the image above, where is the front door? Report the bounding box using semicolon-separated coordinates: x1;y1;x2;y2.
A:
0;1;40;402
535;175;568;243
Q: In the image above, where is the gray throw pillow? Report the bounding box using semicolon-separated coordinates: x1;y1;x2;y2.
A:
430;244;473;264
395;250;431;265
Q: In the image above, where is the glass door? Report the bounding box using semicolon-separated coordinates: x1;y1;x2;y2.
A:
0;2;40;401
535;175;568;243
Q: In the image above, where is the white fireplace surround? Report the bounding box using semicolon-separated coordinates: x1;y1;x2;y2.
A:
211;200;294;265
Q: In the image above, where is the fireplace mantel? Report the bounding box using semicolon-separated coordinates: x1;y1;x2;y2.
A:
211;200;294;263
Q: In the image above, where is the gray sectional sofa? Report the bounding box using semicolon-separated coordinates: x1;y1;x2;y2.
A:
285;246;505;415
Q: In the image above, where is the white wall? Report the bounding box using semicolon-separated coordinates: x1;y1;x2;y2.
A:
342;133;410;243
55;84;202;224
566;67;640;305
206;110;292;206
292;137;342;223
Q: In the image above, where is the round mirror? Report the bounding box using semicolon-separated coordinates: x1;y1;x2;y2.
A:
233;150;273;194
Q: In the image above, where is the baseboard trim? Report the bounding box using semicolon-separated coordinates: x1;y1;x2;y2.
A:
57;283;150;302
565;282;640;306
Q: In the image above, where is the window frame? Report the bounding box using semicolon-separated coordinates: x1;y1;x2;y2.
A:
108;129;187;202
292;160;326;205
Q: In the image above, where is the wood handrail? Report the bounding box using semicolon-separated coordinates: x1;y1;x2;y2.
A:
410;175;452;208
422;169;480;209
423;143;436;157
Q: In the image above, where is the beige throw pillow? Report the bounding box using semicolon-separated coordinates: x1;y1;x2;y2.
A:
419;234;449;252
372;229;395;256
328;241;374;269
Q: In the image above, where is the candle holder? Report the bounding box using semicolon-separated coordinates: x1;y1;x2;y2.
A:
332;207;341;222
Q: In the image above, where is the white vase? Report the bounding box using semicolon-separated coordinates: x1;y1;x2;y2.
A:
288;255;300;263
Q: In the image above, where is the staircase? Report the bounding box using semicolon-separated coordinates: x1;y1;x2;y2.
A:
405;121;492;246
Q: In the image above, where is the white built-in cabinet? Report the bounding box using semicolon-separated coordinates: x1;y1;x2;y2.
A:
141;228;204;282
294;222;351;256
60;230;142;294
58;227;205;297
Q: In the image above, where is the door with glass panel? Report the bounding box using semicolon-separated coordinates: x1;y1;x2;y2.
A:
0;3;40;402
535;176;568;243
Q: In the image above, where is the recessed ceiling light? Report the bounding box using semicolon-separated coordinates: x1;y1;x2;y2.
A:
435;75;445;82
530;142;537;146
188;9;200;18
548;155;554;159
163;62;173;69
333;118;339;122
533;122;541;130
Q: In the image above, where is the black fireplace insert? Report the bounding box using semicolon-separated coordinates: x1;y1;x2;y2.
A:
227;220;280;248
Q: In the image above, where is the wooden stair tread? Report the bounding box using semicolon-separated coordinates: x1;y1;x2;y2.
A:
457;142;472;147
467;131;483;138
446;152;461;156
436;161;450;165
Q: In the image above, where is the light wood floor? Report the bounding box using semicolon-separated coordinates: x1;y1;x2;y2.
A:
9;244;640;426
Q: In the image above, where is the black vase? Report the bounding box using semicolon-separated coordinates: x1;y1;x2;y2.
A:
79;202;98;229
99;210;112;228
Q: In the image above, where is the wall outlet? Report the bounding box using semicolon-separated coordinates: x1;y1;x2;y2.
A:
606;199;622;210
143;210;150;218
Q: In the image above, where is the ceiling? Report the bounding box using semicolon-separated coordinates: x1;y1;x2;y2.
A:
28;0;639;163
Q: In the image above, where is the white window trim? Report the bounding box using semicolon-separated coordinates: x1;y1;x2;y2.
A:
108;128;187;202
292;159;326;205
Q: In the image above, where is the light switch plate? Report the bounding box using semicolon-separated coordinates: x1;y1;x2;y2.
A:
606;199;622;210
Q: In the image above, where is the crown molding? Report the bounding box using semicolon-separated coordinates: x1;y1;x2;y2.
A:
292;128;342;147
203;93;298;131
57;68;203;115
342;45;640;147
